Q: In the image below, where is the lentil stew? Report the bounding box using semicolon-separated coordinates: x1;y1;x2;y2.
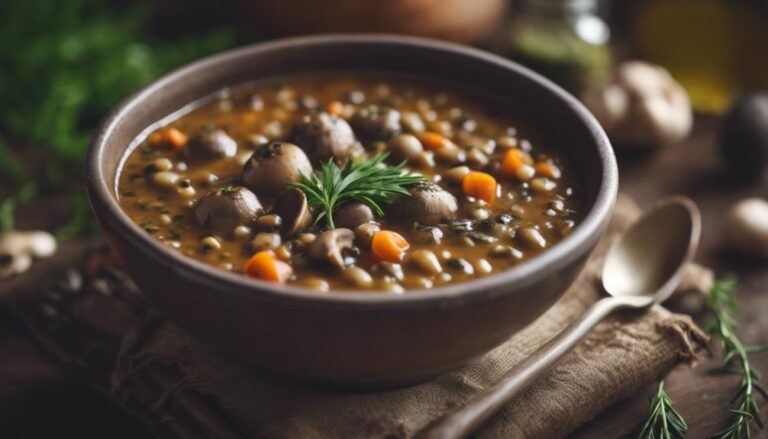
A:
117;74;581;292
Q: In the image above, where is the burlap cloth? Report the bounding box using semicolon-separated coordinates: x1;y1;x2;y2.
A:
97;196;704;438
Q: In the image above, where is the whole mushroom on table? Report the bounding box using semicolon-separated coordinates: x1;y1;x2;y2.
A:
581;61;693;148
722;198;768;260
0;230;57;279
719;93;768;182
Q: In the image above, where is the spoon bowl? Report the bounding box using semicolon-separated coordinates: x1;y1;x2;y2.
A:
602;197;701;303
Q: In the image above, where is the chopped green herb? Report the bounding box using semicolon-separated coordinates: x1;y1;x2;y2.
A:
220;185;238;195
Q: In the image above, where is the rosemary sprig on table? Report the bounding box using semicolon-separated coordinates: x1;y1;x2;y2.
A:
289;153;425;229
706;275;767;439
638;381;687;439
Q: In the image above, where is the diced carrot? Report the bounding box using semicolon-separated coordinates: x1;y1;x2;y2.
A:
241;112;258;123
164;127;189;150
371;230;410;262
148;131;164;146
462;171;497;203
535;161;561;179
326;100;344;116
500;149;533;176
420;132;451;150
244;250;293;283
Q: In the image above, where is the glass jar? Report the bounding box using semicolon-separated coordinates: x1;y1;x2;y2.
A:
505;0;611;93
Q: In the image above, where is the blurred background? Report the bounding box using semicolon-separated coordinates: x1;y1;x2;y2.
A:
1;0;767;239
1;0;768;437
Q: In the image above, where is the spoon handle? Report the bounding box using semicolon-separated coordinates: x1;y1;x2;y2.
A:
415;296;630;439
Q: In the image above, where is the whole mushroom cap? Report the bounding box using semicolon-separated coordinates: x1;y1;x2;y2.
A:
581;61;692;147
242;141;313;198
333;202;375;229
387;133;424;163
290;112;363;163
349;107;402;141
195;186;263;234
722;197;768;259
401;182;458;226
186;129;238;159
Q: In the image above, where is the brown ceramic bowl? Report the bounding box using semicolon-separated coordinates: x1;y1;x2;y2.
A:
86;35;617;387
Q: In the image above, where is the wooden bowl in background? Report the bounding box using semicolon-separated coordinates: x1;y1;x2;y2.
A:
240;0;508;45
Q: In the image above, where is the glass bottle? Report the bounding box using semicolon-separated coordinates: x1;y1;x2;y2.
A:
505;0;612;93
631;0;768;114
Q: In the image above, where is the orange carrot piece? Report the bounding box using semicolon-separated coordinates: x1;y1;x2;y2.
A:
420;132;450;150
164;127;189;150
500;149;533;176
371;230;410;262
462;171;497;203
244;251;293;283
535;161;561;179
326;101;344;116
241;112;258;123
147;131;164;146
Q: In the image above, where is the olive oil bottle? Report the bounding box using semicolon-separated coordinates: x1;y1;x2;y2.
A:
631;0;768;113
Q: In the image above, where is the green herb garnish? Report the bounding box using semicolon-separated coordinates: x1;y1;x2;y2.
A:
220;185;238;195
289;153;425;229
637;381;687;439
706;275;767;439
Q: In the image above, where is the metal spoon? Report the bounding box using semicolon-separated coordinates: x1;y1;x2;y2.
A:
416;197;701;439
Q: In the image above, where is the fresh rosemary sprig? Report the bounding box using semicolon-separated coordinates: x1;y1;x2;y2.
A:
706;275;767;439
289;153;425;229
638;381;688;439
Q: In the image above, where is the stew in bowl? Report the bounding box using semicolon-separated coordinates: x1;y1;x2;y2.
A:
117;74;581;292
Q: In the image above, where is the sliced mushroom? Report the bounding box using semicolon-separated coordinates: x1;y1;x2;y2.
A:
186;129;238;159
290;112;363;163
333;202;375;229
195;186;263;234
349;107;401;140
400;182;458;226
242;141;313;198
270;188;313;237
308;228;355;269
413;226;444;244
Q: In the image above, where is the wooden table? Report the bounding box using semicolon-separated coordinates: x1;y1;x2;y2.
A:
0;116;766;438
574;117;768;438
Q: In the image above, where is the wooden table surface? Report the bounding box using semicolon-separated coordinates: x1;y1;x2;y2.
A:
574;117;768;438
0;116;766;438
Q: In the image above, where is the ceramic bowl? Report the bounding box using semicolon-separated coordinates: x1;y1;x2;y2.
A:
86;35;617;387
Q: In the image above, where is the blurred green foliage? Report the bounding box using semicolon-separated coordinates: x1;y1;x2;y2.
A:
0;0;236;236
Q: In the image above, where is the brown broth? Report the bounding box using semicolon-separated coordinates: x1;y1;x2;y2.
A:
117;74;581;292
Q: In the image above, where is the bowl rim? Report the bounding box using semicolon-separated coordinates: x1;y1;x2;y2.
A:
86;33;617;308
